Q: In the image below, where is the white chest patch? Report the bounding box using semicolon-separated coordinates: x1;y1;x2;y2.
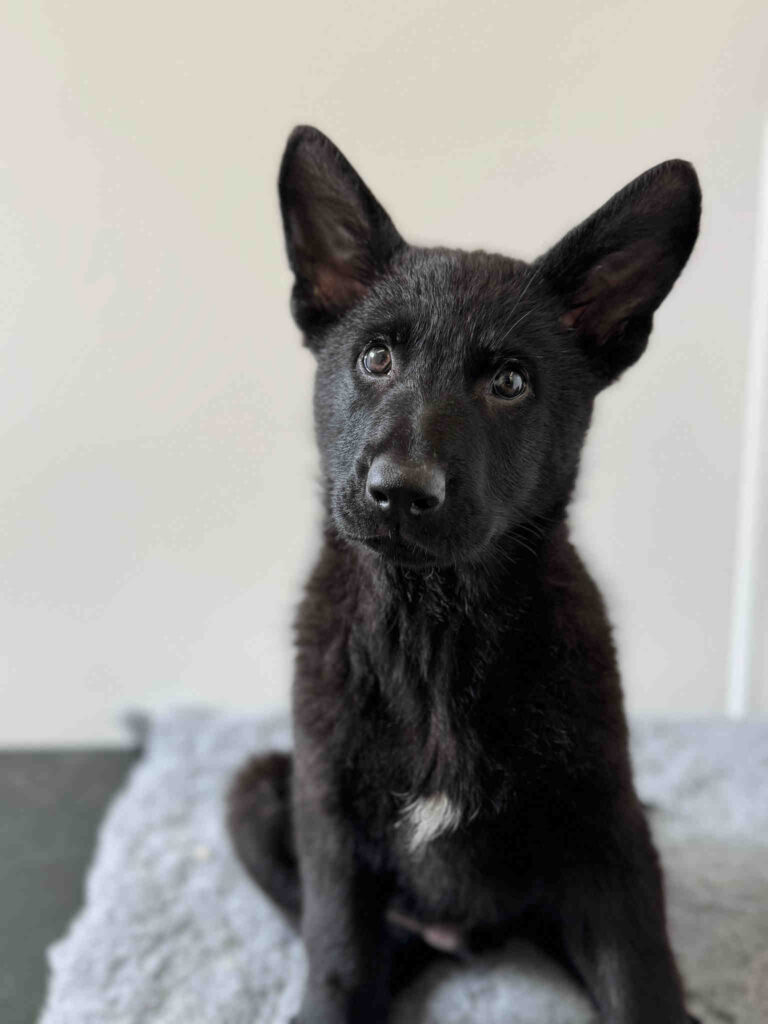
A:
400;792;463;852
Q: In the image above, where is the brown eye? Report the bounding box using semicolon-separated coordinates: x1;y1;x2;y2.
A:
362;344;392;375
492;366;528;399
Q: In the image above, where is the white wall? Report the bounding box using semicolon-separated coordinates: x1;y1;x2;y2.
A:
1;0;766;744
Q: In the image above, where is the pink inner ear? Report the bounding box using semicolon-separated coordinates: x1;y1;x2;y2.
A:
560;304;589;329
559;239;667;344
313;264;369;311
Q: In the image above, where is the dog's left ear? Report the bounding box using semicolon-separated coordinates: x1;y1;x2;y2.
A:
279;126;405;344
538;160;701;383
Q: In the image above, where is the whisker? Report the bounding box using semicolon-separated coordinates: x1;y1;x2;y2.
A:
504;266;542;323
499;306;536;342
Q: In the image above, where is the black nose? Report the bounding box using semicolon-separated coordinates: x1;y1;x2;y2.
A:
366;455;446;517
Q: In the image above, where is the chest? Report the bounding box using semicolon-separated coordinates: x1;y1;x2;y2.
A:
296;562;588;854
335;660;577;869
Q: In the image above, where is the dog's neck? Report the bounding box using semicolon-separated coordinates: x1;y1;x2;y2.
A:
331;518;566;814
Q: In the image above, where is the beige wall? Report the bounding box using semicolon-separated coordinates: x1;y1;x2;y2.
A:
1;0;767;743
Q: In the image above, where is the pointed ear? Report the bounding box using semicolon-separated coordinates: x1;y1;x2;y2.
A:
278;126;405;342
538;160;701;383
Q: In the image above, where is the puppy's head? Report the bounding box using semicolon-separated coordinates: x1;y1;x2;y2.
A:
279;126;700;569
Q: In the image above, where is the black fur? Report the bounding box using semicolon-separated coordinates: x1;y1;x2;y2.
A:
228;126;702;1024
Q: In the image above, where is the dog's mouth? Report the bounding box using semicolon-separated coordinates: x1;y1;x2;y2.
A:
358;533;439;566
340;525;446;567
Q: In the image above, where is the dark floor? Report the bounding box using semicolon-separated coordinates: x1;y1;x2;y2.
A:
0;750;137;1024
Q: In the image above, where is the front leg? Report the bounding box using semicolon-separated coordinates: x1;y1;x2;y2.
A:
559;803;692;1024
292;752;394;1024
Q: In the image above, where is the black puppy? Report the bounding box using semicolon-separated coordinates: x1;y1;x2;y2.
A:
228;126;701;1024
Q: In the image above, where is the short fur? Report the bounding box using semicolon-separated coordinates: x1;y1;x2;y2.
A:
228;126;702;1024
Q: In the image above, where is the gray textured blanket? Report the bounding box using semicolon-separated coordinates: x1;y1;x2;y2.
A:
39;711;768;1024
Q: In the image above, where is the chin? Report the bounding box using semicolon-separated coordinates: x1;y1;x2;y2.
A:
357;534;445;568
332;501;500;571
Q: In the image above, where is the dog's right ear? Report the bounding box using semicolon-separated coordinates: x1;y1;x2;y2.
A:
279;126;404;345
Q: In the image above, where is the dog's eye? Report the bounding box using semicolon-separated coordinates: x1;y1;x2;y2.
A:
362;344;392;376
491;366;528;399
